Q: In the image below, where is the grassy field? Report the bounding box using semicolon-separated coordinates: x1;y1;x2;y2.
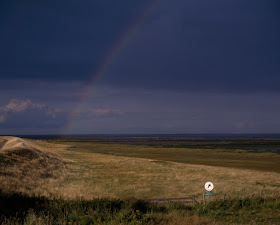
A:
57;139;280;173
1;136;280;224
24;138;280;200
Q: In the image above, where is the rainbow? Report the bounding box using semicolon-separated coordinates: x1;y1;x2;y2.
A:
63;0;161;134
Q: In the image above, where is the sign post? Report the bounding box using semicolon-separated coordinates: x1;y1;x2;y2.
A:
204;182;214;204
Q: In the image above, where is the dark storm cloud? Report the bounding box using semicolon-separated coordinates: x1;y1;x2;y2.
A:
101;0;280;92
0;0;279;93
0;0;151;79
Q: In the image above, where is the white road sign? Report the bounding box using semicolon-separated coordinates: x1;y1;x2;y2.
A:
205;182;214;191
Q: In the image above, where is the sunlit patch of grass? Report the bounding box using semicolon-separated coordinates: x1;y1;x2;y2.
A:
9;138;274;201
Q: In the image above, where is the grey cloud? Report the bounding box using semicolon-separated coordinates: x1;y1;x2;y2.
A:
0;99;66;128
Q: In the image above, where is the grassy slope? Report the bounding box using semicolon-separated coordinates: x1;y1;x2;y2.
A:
0;137;67;196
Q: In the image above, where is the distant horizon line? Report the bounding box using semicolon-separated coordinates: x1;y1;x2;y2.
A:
2;133;280;137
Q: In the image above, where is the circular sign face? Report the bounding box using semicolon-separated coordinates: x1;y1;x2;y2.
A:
205;182;214;191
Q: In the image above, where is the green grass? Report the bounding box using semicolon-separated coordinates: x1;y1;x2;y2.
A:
0;191;156;225
54;137;280;153
1;191;279;224
52;139;280;173
192;197;280;224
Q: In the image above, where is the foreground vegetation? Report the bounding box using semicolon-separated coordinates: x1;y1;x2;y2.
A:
1;191;279;224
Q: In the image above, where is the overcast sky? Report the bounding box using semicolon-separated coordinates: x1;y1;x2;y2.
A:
0;0;280;135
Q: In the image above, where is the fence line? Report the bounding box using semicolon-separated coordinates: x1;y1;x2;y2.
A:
149;195;196;205
149;189;270;206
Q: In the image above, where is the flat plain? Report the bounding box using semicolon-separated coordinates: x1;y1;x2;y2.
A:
32;137;280;199
1;136;280;224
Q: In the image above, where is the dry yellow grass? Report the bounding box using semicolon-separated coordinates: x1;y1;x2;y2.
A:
1;137;280;202
29;138;280;201
0;136;67;196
